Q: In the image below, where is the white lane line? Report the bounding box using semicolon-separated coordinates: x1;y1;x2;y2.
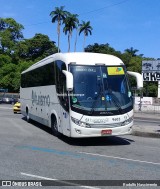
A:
21;172;57;180
78;152;160;166
21;172;100;189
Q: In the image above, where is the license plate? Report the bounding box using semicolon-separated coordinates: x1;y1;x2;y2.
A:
101;129;112;135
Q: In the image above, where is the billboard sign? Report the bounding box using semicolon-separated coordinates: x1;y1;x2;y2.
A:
142;60;160;81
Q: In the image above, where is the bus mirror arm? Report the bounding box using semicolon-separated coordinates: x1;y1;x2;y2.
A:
127;71;143;89
62;70;73;91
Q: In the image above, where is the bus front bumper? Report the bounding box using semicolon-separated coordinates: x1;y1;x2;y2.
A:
70;122;133;138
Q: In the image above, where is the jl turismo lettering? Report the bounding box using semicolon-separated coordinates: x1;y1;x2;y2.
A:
32;90;50;106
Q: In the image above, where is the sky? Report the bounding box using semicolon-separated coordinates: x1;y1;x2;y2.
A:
0;0;160;59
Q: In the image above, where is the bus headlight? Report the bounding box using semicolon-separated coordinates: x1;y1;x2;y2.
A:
121;117;133;126
71;117;90;128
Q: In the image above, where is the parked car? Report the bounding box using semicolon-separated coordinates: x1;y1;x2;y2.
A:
2;97;14;104
2;93;19;104
13;101;21;114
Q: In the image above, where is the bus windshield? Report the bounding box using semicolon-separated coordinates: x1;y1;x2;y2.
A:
69;65;133;115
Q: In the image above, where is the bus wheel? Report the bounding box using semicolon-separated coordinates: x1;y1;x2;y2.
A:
26;108;30;123
51;115;60;137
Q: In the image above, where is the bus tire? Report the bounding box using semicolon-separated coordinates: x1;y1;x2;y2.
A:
26;108;30;123
51;115;60;137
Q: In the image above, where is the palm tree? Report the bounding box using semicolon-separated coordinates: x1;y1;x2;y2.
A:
50;6;69;52
74;22;80;52
63;14;79;52
124;47;139;57
79;21;93;51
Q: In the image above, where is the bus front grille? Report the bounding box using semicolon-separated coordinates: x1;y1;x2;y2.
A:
90;123;122;128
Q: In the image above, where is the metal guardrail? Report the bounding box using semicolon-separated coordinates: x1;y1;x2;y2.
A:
134;104;160;114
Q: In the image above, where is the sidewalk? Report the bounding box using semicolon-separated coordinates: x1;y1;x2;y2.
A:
132;112;160;138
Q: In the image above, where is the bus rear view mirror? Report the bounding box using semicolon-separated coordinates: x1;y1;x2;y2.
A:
127;71;143;89
62;70;73;91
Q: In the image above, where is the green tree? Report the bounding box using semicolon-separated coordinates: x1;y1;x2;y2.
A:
15;33;58;61
63;13;79;52
27;33;58;61
0;18;24;54
85;43;120;55
144;82;157;97
79;21;93;51
120;52;132;67
0;54;12;67
0;17;59;92
124;47;139;57
74;21;80;52
0;63;17;91
50;6;69;52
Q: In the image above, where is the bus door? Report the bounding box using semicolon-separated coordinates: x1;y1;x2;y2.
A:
55;60;70;136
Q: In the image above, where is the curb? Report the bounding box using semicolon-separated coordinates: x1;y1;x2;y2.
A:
132;131;160;138
134;116;160;121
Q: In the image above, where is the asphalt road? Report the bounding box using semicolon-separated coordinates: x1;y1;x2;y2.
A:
0;104;160;188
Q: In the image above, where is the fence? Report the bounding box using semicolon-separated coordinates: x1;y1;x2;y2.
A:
134;104;160;114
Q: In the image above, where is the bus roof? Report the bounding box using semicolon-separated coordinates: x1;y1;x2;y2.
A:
22;52;124;74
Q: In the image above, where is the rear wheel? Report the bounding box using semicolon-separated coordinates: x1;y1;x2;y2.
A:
51;115;60;137
26;108;30;123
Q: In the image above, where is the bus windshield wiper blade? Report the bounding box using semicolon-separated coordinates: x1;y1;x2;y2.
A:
90;86;103;115
108;92;122;113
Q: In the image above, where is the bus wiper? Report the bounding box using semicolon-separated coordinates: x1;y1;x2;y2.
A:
107;90;123;114
90;85;103;115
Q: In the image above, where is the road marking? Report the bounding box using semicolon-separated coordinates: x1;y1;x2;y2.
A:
79;152;160;166
21;172;57;180
21;172;100;189
19;145;160;166
18;146;102;163
0;106;12;110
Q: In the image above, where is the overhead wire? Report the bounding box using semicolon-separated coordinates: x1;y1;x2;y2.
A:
24;0;130;27
81;0;130;15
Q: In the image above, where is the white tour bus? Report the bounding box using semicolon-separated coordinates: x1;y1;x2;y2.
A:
20;52;143;138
